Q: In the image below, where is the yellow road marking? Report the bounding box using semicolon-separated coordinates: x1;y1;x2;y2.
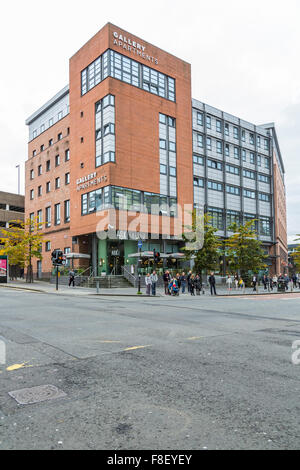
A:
123;345;152;351
187;337;203;341
98;340;121;343
6;363;28;371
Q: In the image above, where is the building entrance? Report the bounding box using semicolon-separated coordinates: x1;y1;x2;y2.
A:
107;241;124;275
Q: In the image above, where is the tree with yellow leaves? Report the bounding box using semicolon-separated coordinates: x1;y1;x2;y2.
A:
0;217;48;283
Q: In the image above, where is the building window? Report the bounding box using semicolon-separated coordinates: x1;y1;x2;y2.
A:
30;189;34;200
227;210;240;227
38;185;42;197
193;155;204;165
226;164;240;175
208;181;223;192
234;147;239;159
55;155;60;167
58;111;63;120
160;164;167;175
250;153;255;165
95;94;116;168
46;181;51;193
64;200;70;223
207;207;224;230
38;165;42;176
242;149;246;162
258;174;270;183
65;173;70;185
45;241;51;252
65;149;70;162
226;185;240;196
193;177;204;187
49;118;53;127
197;112;203;126
208;159;222;170
54;204;61;225
45;207;51;228
46;160;51;172
40;144;44;152
206;116;211;129
260;217;271;236
225;144;230;157
216;120;222;133
197;134;203;149
249;133;254;145
37;210;43;228
58;133;62;141
257;155;261;167
243;169;256;180
241;130;246;142
49;139;53;146
33;130;37;139
224;123;229;136
233;127;239;139
264;139;269;151
30;169;34;180
259;193;270;202
257;136;261;148
243;189;256;199
82;49;175;102
55;177;60;189
206;137;212;151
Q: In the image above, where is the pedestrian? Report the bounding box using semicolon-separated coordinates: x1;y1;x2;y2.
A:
234;274;239;290
176;273;182;291
145;273;152;296
208;272;217;296
187;270;192;293
252;274;257;292
284;273;289;291
150;271;158;296
226;275;233;292
292;273;297;289
272;274;278;288
163;270;171;295
239;277;244;291
190;275;195;296
262;275;268;291
194;274;202;295
180;272;187;294
68;269;75;287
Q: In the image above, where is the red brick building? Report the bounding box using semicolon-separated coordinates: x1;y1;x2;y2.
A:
25;23;288;278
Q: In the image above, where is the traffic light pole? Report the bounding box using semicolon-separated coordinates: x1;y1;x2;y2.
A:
56;265;59;291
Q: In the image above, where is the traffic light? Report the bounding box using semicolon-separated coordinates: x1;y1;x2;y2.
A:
51;250;64;265
153;249;161;263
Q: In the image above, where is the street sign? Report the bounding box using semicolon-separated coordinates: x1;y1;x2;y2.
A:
138;240;143;249
0;256;8;284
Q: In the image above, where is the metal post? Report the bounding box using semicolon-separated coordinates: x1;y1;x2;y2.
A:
96;280;99;294
16;165;20;195
56;266;59;291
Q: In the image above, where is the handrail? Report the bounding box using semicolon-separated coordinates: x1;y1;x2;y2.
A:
122;266;137;287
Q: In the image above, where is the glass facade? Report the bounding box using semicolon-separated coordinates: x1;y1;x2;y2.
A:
81;49;176;102
95;94;115;167
81;186;177;217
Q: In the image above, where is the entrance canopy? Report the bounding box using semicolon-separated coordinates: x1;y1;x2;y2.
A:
65;253;91;260
128;251;184;259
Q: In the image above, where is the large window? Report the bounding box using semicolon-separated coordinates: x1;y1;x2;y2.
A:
81;186;177;217
227;210;240;228
260;217;272;236
64;200;70;223
95;94;115;168
207;207;224;230
81;49;176;102
54;204;60;225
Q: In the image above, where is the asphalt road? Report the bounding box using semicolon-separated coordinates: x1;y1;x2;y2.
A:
0;288;300;450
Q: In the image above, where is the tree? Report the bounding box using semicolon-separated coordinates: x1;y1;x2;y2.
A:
291;236;300;272
0;217;48;283
183;210;221;275
225;220;268;282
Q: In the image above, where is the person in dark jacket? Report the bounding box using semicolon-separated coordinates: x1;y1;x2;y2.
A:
163;271;171;295
208;272;217;296
187;270;192;293
190;275;195;296
180;272;187;294
194;274;202;295
69;270;75;287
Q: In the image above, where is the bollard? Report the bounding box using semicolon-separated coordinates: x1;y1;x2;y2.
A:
96;280;99;294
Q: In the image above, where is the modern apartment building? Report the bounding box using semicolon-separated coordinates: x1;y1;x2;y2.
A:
25;23;288;277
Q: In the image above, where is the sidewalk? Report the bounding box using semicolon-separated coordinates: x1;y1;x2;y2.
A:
1;279;300;298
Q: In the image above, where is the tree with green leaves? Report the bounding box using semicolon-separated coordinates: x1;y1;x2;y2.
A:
0;217;48;283
225;219;268;282
291;236;300;272
183;210;221;275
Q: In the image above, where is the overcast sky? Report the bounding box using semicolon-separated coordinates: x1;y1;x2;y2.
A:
0;0;299;241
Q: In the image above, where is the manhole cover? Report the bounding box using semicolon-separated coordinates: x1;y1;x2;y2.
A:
8;385;67;405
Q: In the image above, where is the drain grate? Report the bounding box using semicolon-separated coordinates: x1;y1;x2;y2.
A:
8;385;67;405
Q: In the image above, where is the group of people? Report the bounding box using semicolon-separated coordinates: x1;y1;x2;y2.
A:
258;273;300;292
226;274;245;291
145;270;218;296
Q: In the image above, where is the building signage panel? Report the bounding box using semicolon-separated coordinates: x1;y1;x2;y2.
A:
76;172;108;191
113;32;158;65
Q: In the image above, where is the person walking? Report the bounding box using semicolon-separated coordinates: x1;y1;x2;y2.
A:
190;275;195;296
234;274;239;290
145;273;152;296
150;271;158;296
284;273;289;291
163;270;171;295
69;270;75;287
252;274;258;292
180;272;187;294
187;270;192;293
272;274;278;288
208;272;217;296
226;275;233;292
262;275;268;291
194;274;202;295
292;273;298;289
